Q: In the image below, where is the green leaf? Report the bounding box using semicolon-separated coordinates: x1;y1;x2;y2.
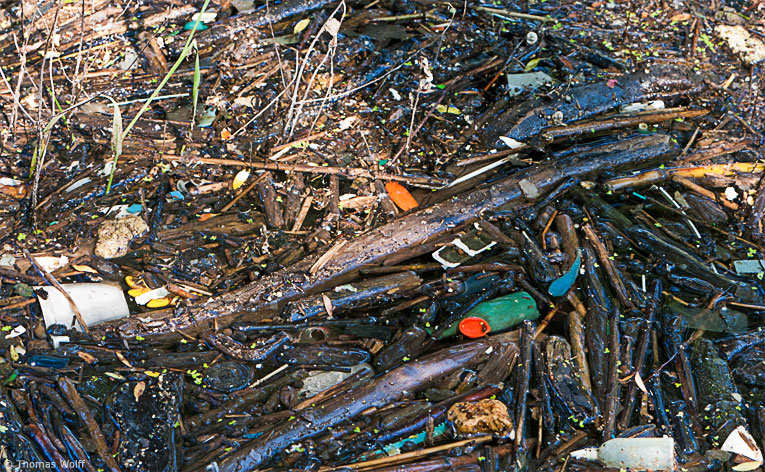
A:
293;18;311;34
436;104;462;115
120;0;212;147
105;96;123;194
524;57;542;71
191;49;201;130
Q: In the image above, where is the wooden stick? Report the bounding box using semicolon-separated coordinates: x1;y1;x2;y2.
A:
455;148;525;167
220;174;266;213
541;107;707;142
23;249;89;333
0;298;36;311
581;224;636;311
672;175;738;210
321;436;493;471
159;154;445;186
270;131;327;153
292;195;314;231
310;240;348;275
473;6;556;22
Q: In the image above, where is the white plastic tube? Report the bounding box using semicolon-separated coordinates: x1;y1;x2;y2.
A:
36;283;129;333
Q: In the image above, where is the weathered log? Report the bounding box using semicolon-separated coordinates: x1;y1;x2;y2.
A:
168;0;332;57
189;341;490;471
475;65;702;148
94;133;675;339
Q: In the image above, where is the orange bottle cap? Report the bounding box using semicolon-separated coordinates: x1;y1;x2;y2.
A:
458;317;491;338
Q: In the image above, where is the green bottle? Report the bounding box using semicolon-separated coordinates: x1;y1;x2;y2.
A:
437;291;540;339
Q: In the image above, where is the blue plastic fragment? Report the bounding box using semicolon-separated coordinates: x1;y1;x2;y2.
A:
169;191;185;200
27;355;70;369
380;423;447;455
548;250;582;297
183;21;208;31
127;203;142;214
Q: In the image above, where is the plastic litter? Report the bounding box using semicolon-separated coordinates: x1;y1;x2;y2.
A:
571;437;676;471
35;283;130;332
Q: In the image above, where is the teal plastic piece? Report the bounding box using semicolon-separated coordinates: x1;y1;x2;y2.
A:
437;291;539;339
382;423;447;455
548;250;581;297
184;21;208;31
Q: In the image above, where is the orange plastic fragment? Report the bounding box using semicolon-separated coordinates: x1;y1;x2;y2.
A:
385;182;418;211
0;184;27;199
198;213;218;222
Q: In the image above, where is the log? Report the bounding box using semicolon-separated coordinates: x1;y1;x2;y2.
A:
475;65;702;148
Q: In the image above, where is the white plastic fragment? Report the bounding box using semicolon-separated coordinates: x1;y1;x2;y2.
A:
733;260;765;275
499;136;524;149
505;71;553;97
0;177;24;186
338;116;357;130
134;287;170;305
634;370;648;394
0;253;16;267
299;363;370;399
50;335;71;349
191;11;217;23
232;169;250;190
106;204;138;219
447;155;516;188
231;0;255;11
99;161;114;177
33;255;69;273
725;187;739;201
35;283;129;332
452;238;496;257
432;246;462;269
334;284;358;293
518;178;541;199
721;425;764;471
620;100;666;113
65;177;92;193
5;325;26;339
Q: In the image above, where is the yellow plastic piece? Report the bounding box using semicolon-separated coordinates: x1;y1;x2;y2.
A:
146;297;172;308
128;287;151;298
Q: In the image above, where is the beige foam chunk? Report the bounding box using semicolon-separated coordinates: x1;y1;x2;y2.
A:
95;215;149;259
715;25;765;65
447;399;514;437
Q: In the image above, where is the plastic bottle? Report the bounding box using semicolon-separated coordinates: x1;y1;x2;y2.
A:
570;437;675;471
436;291;539;339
